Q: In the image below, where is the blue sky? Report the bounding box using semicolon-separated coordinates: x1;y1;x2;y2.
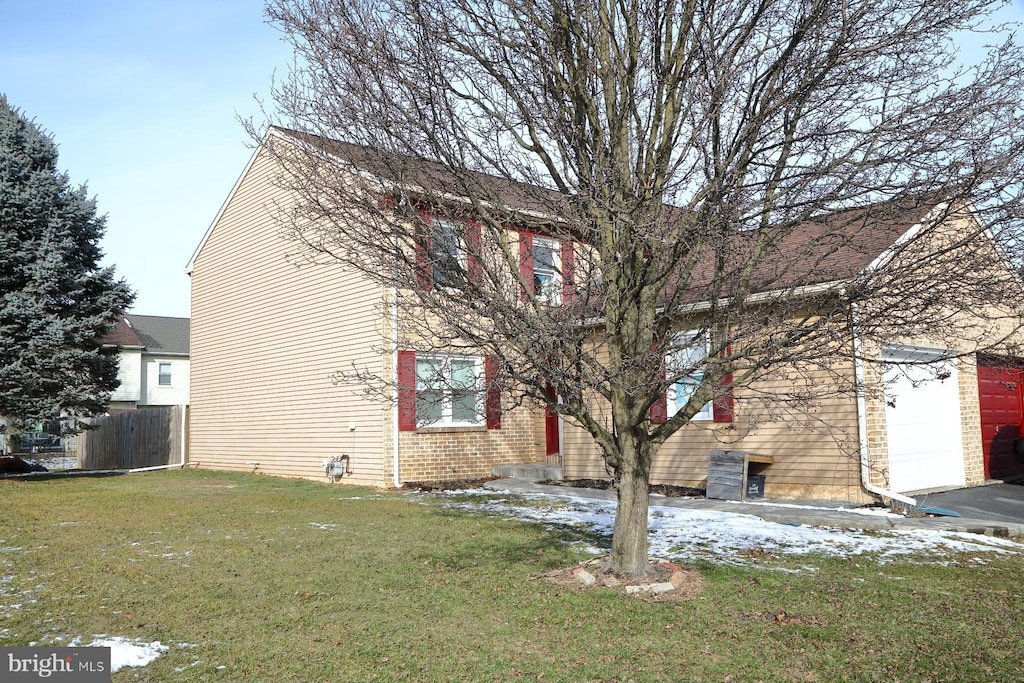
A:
0;1;291;317
1;1;1023;319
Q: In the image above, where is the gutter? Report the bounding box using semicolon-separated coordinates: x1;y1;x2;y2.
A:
574;279;850;329
849;298;917;506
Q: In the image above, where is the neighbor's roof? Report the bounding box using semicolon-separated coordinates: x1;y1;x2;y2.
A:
100;316;144;348
124;315;190;356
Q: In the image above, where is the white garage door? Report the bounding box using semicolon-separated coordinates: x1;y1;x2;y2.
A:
882;345;965;493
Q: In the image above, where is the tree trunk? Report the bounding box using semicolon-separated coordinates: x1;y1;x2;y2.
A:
609;438;652;577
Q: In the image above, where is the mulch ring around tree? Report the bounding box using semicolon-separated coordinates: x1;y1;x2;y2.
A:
538;556;704;603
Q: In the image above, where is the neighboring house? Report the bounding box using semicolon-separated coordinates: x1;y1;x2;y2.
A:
188;128;1024;500
102;315;190;412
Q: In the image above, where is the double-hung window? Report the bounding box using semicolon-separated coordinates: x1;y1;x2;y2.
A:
415;354;483;427
666;331;713;421
430;220;466;288
158;362;172;386
532;236;561;304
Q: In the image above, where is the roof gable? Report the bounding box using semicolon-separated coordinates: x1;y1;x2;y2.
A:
100;315;144;348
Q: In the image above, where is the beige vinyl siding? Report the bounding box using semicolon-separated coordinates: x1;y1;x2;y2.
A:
190;150;388;485
562;359;866;501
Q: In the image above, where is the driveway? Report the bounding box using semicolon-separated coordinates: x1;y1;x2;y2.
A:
915;481;1024;524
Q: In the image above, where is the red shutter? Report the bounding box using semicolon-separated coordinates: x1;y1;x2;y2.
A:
543;383;559;455
712;372;734;422
561;240;575;304
397;350;417;431
414;221;432;291
466;221;482;286
650;393;668;424
713;344;734;422
519;232;534;299
650;339;668;424
484;355;502;429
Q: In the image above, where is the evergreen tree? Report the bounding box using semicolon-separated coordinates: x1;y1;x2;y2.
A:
0;95;133;449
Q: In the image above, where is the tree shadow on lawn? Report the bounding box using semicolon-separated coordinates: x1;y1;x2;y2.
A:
421;505;611;570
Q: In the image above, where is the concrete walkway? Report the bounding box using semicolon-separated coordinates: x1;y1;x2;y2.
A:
483;478;1024;538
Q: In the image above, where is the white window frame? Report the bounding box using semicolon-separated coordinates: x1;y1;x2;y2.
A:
666;330;714;421
415;354;484;427
157;362;172;387
532;236;562;305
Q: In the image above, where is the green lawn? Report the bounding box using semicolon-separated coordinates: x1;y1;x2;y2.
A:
0;470;1020;682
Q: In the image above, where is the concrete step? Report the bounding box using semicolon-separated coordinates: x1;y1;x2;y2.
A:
492;463;562;481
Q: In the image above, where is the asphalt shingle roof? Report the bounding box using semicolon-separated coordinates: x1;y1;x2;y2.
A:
100;316;144;348
124;315;190;355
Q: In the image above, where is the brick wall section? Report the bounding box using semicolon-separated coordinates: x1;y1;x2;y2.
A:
384;404;547;483
958;356;986;486
860;352;890;490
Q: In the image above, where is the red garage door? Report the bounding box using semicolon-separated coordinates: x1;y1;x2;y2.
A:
977;359;1024;480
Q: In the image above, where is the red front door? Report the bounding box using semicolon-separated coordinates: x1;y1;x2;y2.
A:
977;361;1024;479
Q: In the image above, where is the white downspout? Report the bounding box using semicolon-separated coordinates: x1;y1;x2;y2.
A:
129;463;188;473
557;393;564;462
179;403;187;465
391;278;401;489
849;299;917;506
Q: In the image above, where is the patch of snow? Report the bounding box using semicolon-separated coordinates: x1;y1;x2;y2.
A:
73;636;169;673
731;500;903;518
432;490;1023;566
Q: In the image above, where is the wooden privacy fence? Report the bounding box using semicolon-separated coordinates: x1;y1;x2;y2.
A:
79;406;187;470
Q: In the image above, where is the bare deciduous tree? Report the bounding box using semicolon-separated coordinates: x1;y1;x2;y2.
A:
257;0;1024;577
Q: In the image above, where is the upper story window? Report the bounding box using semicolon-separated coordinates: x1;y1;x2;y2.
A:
158;362;172;386
666;331;713;421
415;354;484;427
416;215;481;291
430;219;467;288
532;236;562;304
520;232;574;305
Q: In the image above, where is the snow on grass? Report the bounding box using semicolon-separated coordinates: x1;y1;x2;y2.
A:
81;637;169;672
432;489;1022;565
0;548;38;618
128;539;192;564
728;500;903;518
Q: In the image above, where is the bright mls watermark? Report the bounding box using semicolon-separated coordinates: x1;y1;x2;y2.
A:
2;648;110;682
